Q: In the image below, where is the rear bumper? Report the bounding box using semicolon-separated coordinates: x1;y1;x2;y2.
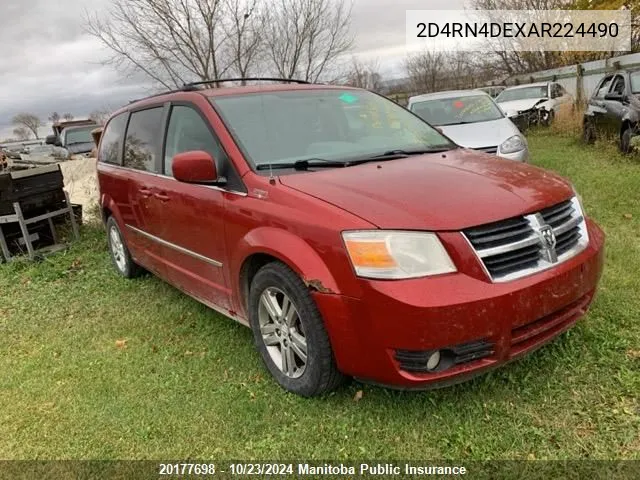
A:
313;220;605;388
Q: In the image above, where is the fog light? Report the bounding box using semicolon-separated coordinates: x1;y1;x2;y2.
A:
426;350;441;371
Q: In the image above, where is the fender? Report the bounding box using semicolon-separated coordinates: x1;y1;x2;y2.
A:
230;226;342;315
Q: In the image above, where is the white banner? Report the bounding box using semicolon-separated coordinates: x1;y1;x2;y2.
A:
406;10;632;52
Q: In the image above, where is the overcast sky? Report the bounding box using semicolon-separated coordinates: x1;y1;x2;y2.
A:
0;0;464;139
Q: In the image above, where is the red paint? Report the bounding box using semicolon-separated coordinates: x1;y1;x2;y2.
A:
97;84;605;389
172;150;218;183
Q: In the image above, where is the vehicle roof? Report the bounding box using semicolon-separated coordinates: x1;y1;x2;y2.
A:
114;83;361;119
503;82;550;91
408;89;490;103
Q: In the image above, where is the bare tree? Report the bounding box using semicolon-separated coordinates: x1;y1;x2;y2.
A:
263;0;354;82
86;0;239;88
344;57;382;90
12;114;42;139
223;0;263;81
63;113;74;121
13;127;31;141
405;49;446;93
89;109;113;125
48;112;61;124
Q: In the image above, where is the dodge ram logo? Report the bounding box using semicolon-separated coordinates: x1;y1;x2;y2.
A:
539;225;556;249
538;225;558;263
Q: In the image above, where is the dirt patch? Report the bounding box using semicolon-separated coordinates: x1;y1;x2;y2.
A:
59;158;99;221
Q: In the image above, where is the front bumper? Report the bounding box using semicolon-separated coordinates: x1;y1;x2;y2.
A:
313;219;605;388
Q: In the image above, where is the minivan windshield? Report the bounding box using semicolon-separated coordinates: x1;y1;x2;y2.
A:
496;86;548;103
211;89;454;169
411;95;504;126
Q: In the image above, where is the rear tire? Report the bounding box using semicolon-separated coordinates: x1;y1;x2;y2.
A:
106;217;143;278
248;262;345;396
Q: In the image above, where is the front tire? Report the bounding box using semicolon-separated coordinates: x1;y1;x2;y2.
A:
620;126;634;154
248;262;344;396
583;119;596;144
106;217;143;278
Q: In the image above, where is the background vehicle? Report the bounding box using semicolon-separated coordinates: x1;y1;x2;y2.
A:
97;79;604;397
407;90;529;162
477;86;505;98
46;120;98;156
583;70;640;152
496;82;572;126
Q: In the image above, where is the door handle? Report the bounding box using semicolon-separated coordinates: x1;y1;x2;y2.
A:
139;187;152;197
154;192;170;202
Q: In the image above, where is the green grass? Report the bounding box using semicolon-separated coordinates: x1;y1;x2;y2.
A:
1;134;639;461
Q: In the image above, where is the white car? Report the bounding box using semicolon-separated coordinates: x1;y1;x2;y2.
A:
495;82;572;123
407;89;529;162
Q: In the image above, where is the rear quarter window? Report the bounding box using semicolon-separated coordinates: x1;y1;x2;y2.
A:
123;107;164;172
98;113;128;164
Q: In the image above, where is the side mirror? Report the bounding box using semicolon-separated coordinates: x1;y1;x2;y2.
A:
172;150;225;185
604;92;623;101
45;134;57;145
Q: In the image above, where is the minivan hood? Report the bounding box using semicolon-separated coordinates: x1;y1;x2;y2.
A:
438;117;520;149
279;149;572;230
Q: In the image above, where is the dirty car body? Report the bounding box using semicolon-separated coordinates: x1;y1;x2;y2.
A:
583;70;640;152
407;90;529;162
496;82;572;129
97;81;605;396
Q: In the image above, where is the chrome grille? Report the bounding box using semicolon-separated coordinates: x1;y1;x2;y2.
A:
464;197;589;282
473;146;498;154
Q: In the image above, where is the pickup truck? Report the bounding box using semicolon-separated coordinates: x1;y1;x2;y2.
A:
45;120;98;156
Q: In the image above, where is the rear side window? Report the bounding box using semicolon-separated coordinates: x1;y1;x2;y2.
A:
99;113;128;164
124;107;164;172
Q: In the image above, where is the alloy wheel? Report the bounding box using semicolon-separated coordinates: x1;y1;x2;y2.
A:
109;225;127;273
258;287;308;378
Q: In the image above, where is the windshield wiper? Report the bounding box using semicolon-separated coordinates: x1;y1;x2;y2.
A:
370;147;454;158
256;158;348;171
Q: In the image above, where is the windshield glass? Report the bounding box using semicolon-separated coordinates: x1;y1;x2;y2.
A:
496;86;548;103
65;127;95;145
410;95;503;126
211;89;454;168
631;72;640;93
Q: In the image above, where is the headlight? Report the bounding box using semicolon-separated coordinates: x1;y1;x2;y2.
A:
342;231;456;279
500;135;526;154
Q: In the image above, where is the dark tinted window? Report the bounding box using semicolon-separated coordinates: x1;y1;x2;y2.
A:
596;76;613;98
123;107;163;172
164;106;224;175
611;76;625;95
99;113;128;164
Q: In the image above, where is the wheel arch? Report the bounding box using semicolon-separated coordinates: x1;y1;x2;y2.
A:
233;227;342;317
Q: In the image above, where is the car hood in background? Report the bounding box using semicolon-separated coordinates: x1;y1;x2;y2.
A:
279;149;572;231
497;98;549;116
438;118;520;149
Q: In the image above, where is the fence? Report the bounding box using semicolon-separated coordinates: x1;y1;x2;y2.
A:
504;52;640;104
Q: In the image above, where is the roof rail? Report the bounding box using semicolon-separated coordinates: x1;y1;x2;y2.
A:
182;77;311;91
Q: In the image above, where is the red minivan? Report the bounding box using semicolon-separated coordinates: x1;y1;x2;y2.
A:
97;79;605;397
